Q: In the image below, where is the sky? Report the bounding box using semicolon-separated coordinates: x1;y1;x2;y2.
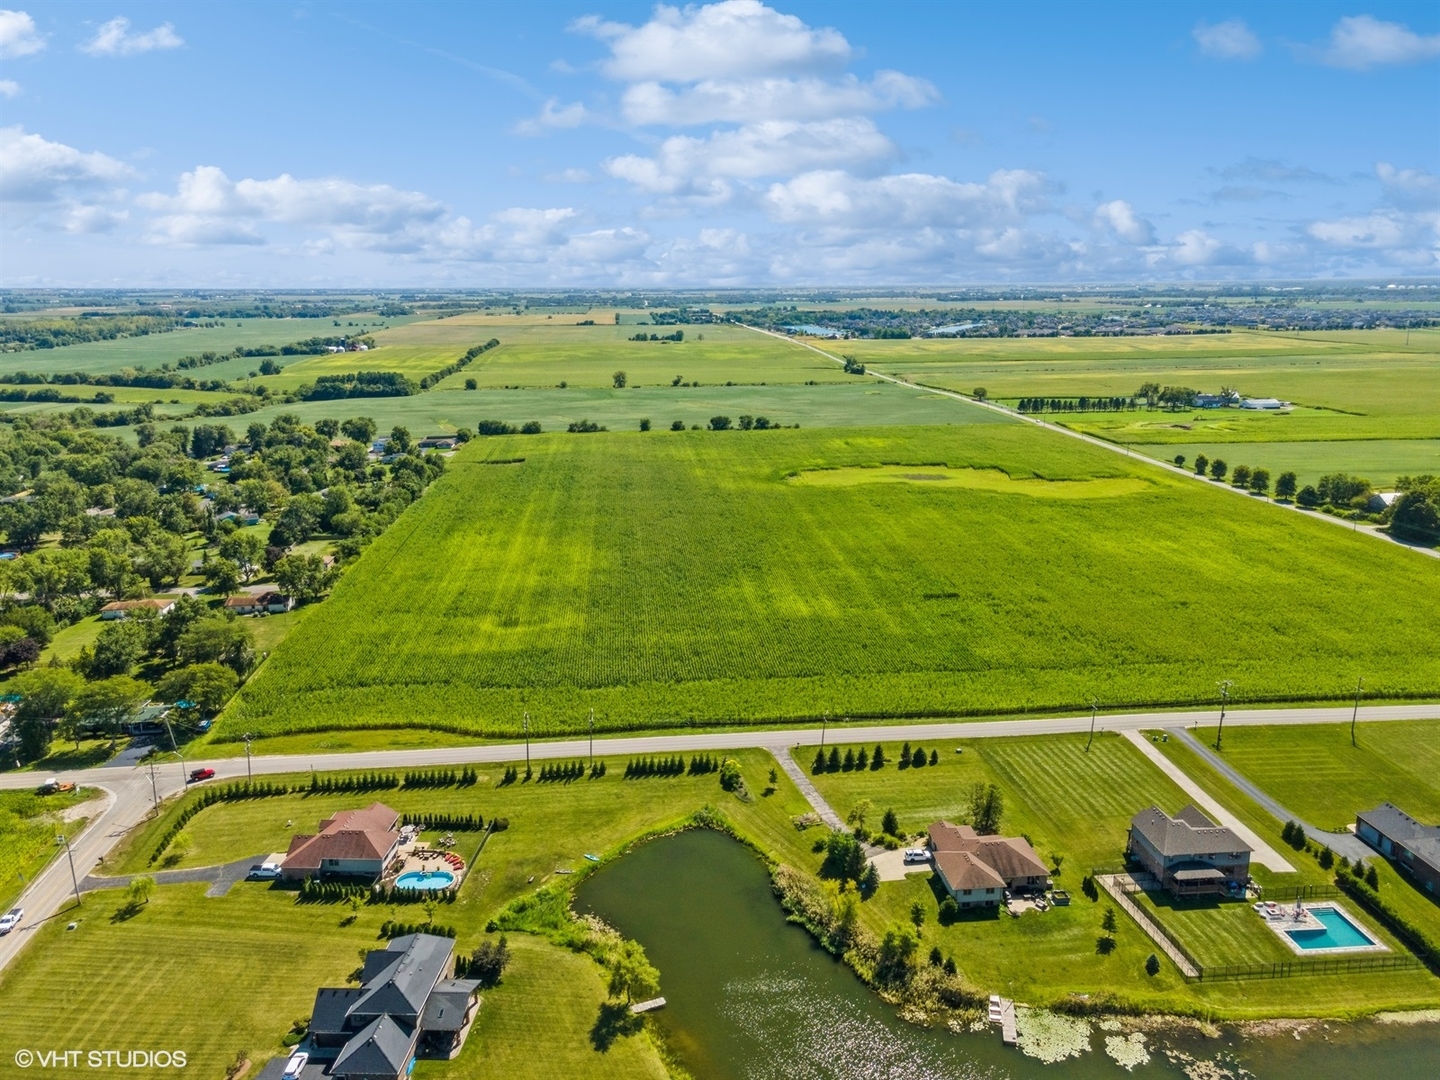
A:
1;1;1437;287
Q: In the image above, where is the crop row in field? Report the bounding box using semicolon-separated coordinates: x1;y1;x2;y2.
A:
220;423;1440;741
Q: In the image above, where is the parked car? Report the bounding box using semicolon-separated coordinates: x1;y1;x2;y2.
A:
0;907;22;934
188;767;216;782
282;1052;308;1080
247;863;282;881
902;848;930;864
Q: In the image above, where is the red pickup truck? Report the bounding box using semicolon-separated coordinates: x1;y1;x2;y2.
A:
189;767;216;782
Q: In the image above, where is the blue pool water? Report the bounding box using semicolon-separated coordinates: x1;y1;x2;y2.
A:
394;869;455;890
1285;907;1376;951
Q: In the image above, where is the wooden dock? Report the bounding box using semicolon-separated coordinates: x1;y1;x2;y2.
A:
988;995;1017;1045
630;997;666;1014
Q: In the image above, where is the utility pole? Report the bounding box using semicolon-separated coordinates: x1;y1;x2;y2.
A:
1351;677;1364;747
588;708;594;769
1215;680;1233;752
56;833;81;909
1086;698;1098;753
820;711;828;749
147;760;160;818
163;715;185;784
242;733;254;781
523;711;531;780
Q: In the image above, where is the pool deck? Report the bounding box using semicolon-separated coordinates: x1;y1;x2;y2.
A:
1258;901;1388;956
385;838;467;889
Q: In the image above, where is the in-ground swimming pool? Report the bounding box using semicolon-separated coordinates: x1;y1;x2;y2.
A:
1284;905;1379;951
394;869;455;890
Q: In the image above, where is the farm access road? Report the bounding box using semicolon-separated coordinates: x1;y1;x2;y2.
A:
1;701;1437;976
747;326;1440;562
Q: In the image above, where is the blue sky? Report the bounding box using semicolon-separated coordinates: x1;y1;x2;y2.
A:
1;1;1437;286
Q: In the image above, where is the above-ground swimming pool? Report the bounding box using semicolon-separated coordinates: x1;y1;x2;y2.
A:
394;869;456;890
1284;905;1380;951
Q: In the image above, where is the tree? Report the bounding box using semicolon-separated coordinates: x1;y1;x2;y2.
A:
718;757;743;792
126;875;156;907
137;532;190;588
968;783;1004;835
1173;455;1186;468
1230;464;1252;489
638;418;651;431
612;371;627;389
812;748;826;774
881;807;900;836
708;416;732;431
1317;473;1372;507
1390;475;1440;542
70;675;150;750
846;799;873;830
871;744;886;769
269;493;324;548
340;417;377;445
909;898;926;930
466;936;510;987
275;554;336;603
875;923;919;985
972;387;988;401
1297;485;1321;508
1250;468;1270;497
1209;458;1228;481
1365;865;1379;889
176;618;256;676
859;861;880;896
607;939;660;1004
928;749;938;766
670;420;685;431
1145;953;1160;976
155;663;239;714
1275;471;1298;501
1;605;55;647
10;667;83;761
219;533;266;582
463;378;477;390
390;426;413;455
1101;906;1117;933
87;617;154;678
911;747;926;768
928;945;943;967
820;831;866;885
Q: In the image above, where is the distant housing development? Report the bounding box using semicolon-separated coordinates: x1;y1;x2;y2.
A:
1356;804;1440;895
1127;805;1252;897
927;821;1049;908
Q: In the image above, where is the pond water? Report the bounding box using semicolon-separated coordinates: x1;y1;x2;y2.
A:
576;829;1440;1080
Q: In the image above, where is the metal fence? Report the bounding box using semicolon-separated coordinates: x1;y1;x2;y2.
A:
1194;954;1420;982
1260;883;1340;902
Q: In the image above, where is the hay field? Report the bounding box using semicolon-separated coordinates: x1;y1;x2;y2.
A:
221;423;1440;741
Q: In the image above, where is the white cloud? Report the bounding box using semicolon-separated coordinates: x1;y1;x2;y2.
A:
576;1;850;83
0;9;43;58
0;125;134;202
79;16;183;57
620;70;936;126
63;203;127;234
606;117;893;198
1093;199;1155;244
0;78;19;98
1171;229;1228;266
1193;19;1262;60
1376;163;1440;209
515;98;588;136
761;168;1052;228
1317;15;1440;70
137;165;446;248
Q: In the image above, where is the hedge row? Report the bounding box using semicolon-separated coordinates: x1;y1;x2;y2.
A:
1334;873;1440;970
380;920;456;939
150;780;294;863
401;767;478;788
625;755;688;778
418;338;500;390
298;878;370;903
400;812;486;832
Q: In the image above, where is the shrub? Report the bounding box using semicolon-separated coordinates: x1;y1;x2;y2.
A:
938;897;959;925
871;744;886;769
881;807;900;836
1145;953;1160;976
911;747;926;768
460;935;510;986
718;757;744;793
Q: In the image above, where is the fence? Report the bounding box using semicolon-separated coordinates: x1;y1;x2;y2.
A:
1260;883;1340;902
1194;954;1420;982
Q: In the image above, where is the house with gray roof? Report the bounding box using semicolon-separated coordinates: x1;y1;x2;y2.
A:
1356;803;1440;895
1127;805;1251;897
307;934;480;1080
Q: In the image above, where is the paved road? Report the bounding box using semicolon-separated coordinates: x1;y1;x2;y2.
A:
1168;727;1372;862
747;326;1440;561
1122;730;1293;872
2;701;1436;975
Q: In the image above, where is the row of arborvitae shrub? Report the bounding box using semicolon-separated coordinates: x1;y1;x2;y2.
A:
298;878;371;903
150;780;293;863
688;755;720;775
381;920;456;939
538;760;605;782
625;755;689;778
1334;873;1440;970
374;883;459;905
400;812;495;832
401;767;479;788
308;771;400;793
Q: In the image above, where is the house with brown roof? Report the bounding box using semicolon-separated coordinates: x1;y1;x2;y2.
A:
281;802;402;882
100;598;176;620
1127;805;1251;897
224;591;294;616
928;821;1050;908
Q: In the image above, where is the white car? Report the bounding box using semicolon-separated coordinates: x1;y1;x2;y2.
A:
246;863;282;881
0;907;22;934
281;1052;308;1080
902;848;930;864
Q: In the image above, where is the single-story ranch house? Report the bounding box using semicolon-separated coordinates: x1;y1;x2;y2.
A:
1128;805;1252;896
928;821;1050;908
100;598;176;620
297;933;480;1080
1357;803;1440;895
282;802;401;883
224;591;295;615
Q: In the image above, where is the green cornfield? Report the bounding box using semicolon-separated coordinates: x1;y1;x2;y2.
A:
221;424;1440;740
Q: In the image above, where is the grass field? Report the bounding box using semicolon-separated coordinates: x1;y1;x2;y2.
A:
1177;722;1440;832
219;423;1440;742
798;732;1436;1014
1132;439;1440;491
0;788;97;912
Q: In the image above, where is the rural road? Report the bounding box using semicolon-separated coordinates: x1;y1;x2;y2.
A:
2;700;1436;976
747;325;1440;561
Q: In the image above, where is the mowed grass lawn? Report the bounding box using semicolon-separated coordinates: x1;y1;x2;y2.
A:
0;789;97;911
4;751;807;1080
799;732;1438;1014
222;423;1440;741
1183;721;1440;832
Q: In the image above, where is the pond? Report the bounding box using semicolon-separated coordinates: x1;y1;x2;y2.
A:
576;829;1440;1080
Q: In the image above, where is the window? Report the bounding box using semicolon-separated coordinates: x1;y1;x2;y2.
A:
962;889;971;895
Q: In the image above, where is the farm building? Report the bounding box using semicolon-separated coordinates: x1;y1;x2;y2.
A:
282;802;401;882
1356;804;1440;894
99;598;176;620
1239;397;1287;410
1127;805;1251;896
928;821;1050;907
